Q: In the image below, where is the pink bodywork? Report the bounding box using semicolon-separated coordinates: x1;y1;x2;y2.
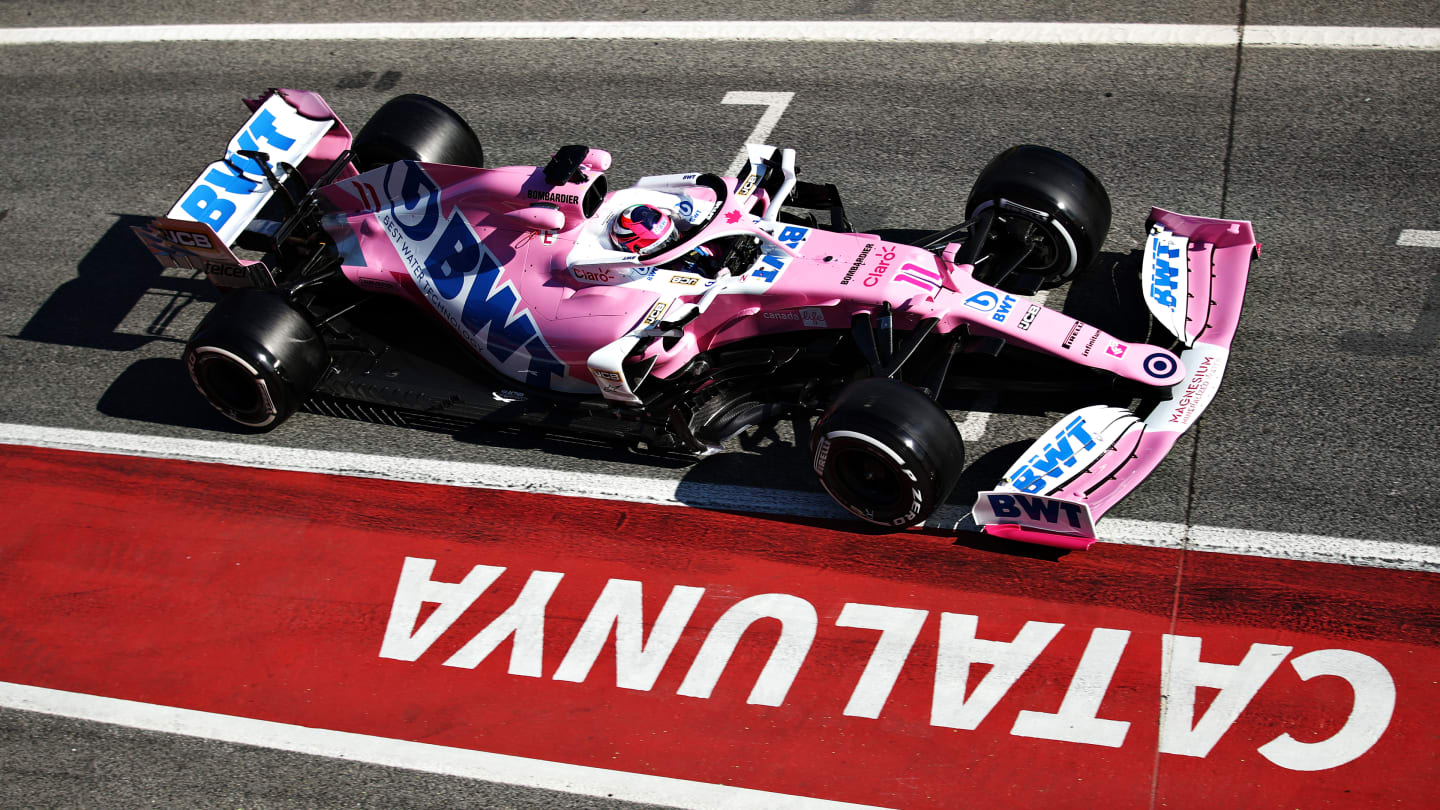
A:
140;89;1258;549
255;89;1255;548
313;158;1196;398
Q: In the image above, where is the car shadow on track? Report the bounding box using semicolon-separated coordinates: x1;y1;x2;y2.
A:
98;357;247;432
675;420;1075;563
16;215;218;352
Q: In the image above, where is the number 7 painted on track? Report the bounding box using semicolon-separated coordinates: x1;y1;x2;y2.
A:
722;91;795;176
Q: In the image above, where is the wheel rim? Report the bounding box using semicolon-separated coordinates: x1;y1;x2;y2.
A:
994;214;1068;277
830;445;911;519
189;348;277;427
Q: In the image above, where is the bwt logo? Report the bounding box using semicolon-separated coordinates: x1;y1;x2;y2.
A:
985;493;1087;529
965;291;1017;322
179;109;297;232
1149;240;1181;310
964;291;1001;312
1009;415;1098;494
752;225;810;284
380;161;566;389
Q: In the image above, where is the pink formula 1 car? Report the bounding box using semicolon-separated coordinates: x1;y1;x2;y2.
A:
134;89;1258;549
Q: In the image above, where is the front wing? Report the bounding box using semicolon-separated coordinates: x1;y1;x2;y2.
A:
972;208;1258;549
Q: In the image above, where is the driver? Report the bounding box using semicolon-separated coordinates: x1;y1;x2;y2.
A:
609;203;681;256
609;199;722;277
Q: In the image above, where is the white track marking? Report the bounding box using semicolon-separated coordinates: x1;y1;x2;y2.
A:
722;91;795;176
955;288;1052;442
0;682;889;810
1397;229;1440;248
956;394;997;443
0;22;1437;50
3;423;1436;572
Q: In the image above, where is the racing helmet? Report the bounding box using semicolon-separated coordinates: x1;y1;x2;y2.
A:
610;203;677;255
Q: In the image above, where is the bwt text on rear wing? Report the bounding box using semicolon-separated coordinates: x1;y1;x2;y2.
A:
131;89;353;288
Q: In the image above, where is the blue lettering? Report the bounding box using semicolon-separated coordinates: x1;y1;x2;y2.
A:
752;253;785;283
389;161;440;240
776;225;809;248
988;494;1021;518
964;291;999;312
1011;466;1047;494
459;250;539;364
1063;415;1095;449
203;166;259;195
1059;502;1084;528
1018;495;1061;524
1010;417;1096;493
1150;244;1181;309
179;185;237;230
245;109;296;152
230;130;267;176
992;294;1016;322
424;214;482;299
521;339;567;388
1035;442;1073;476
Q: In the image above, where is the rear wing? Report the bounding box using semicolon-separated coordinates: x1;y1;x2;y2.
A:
131;89;352;288
972;208;1258;550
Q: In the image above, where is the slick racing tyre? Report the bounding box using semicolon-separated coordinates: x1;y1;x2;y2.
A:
811;377;965;529
184;289;328;430
965;144;1112;287
352;93;485;171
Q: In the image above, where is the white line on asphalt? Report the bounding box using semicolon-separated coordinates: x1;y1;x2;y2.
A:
1397;229;1440;247
722;91;795;177
0;682;890;810
0;22;1438;49
3;423;1436;572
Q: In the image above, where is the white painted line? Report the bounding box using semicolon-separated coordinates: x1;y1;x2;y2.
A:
722;91;795;176
0;681;890;810
956;395;997;443
4;423;1436;572
0;22;1436;50
1245;25;1440;50
1397;229;1440;248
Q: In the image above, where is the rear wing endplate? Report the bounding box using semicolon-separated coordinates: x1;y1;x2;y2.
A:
132;89;350;288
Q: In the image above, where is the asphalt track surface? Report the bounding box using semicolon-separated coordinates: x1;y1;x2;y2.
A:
1;2;1438;808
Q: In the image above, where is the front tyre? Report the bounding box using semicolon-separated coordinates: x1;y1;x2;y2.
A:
811;377;965;529
965;144;1112;287
184;289;328;430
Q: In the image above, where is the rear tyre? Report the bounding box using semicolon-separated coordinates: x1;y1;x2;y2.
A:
965;145;1112;287
184;289;328;430
352;94;484;171
811;377;965;529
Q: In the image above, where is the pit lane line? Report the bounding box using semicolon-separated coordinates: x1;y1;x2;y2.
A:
0;683;888;810
3;422;1435;573
1;22;1439;49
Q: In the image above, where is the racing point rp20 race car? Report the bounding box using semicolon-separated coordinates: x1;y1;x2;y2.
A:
133;89;1258;550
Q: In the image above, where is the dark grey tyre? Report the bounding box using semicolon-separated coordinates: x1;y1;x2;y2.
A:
352;93;484;172
965;145;1112;286
811;377;965;529
184;289;328;430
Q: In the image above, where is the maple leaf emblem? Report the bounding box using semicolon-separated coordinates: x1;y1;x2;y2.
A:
724;209;742;224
